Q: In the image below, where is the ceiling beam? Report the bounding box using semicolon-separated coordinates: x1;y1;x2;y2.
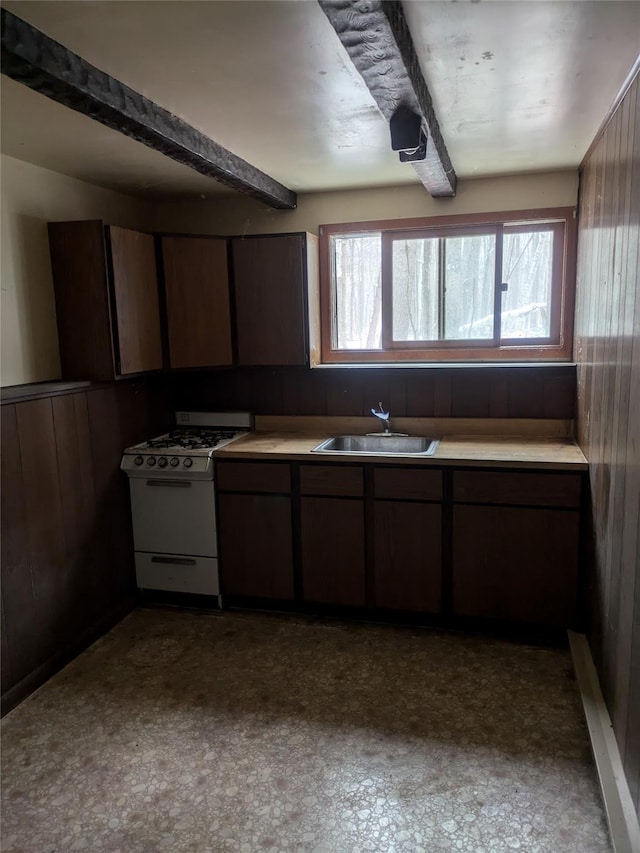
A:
318;0;456;198
0;9;297;210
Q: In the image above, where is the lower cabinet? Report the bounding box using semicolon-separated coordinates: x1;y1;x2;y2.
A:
216;460;583;630
372;467;442;613
452;505;580;626
373;501;441;613
300;497;366;606
299;464;366;607
452;471;582;627
217;493;294;599
216;462;294;600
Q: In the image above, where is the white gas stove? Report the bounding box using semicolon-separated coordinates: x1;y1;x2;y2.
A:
121;411;252;480
120;412;252;601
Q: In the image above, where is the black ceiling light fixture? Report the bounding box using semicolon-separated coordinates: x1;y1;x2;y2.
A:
318;0;456;197
390;105;428;162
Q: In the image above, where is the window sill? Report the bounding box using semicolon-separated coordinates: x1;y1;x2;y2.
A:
311;362;576;370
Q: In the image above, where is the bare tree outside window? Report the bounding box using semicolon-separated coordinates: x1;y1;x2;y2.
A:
444;235;495;340
392;238;439;340
501;230;553;339
333;234;381;349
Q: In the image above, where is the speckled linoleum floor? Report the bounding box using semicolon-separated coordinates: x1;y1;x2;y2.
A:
1;608;610;853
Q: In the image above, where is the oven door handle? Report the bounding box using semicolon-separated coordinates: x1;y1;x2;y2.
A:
145;479;192;488
151;556;197;566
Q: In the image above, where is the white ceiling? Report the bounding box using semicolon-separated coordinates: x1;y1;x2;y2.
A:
1;0;639;201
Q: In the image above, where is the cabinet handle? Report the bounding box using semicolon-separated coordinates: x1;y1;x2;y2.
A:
146;480;192;488
150;556;197;566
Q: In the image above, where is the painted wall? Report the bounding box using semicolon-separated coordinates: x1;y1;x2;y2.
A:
153;171;579;236
574;72;640;817
0;155;152;387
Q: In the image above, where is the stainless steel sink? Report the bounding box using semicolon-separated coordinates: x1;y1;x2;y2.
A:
311;435;440;457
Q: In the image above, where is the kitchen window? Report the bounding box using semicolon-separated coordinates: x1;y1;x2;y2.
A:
319;208;576;363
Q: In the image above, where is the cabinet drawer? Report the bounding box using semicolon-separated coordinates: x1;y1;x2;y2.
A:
300;465;363;497
453;471;582;508
374;467;442;501
135;553;219;596
216;461;291;493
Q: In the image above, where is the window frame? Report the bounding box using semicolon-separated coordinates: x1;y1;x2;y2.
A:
319;207;577;364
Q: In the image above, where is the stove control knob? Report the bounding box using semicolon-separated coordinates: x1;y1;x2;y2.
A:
170;457;180;467
183;457;193;468
134;456;144;466
146;456;156;467
158;456;168;468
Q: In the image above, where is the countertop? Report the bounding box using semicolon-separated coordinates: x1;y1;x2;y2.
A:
216;416;588;471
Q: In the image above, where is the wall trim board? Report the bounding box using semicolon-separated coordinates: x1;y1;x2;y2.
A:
0;380;96;404
569;631;640;853
0;377;168;405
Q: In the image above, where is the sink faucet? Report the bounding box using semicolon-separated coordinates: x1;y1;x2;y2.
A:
371;402;391;434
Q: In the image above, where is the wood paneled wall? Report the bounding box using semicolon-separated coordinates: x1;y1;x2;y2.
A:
0;379;172;714
174;365;576;420
575;70;640;817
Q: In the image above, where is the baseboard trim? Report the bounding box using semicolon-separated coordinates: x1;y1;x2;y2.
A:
568;631;640;853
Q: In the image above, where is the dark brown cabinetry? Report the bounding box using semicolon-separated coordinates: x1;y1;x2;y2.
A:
452;471;582;627
215;459;582;630
299;465;366;607
231;233;319;366
372;468;442;613
301;497;366;607
48;221;163;380
161;236;232;369
216;462;295;600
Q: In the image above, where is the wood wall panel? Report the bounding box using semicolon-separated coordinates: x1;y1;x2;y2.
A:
0;404;39;686
15;399;69;655
574;70;640;817
173;364;576;420
52;394;99;631
0;380;172;715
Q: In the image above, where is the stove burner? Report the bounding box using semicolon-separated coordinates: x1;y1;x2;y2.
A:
144;429;239;451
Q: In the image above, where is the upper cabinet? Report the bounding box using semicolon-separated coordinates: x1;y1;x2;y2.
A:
48;221;163;380
161;236;232;369
231;233;319;366
48;223;320;378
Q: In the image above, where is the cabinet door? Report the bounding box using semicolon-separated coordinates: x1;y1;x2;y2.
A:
162;236;232;368
232;235;307;365
48;220;116;380
108;226;163;375
374;501;441;613
452;505;579;626
300;497;365;606
217;493;294;599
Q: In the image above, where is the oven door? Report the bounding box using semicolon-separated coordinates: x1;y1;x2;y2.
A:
129;478;216;557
